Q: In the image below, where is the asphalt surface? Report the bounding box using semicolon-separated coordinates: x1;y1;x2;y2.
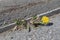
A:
0;0;60;27
0;13;60;40
0;0;60;40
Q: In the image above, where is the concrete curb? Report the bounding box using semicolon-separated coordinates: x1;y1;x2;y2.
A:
0;7;60;33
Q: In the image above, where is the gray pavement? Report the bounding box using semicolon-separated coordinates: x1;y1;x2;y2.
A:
0;0;60;27
0;12;60;40
0;0;60;40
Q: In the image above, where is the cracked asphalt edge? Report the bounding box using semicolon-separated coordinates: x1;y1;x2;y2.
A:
0;7;60;33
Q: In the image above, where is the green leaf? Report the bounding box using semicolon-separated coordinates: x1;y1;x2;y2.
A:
32;16;37;20
15;19;23;25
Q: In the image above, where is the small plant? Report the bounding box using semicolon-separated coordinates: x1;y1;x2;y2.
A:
15;19;23;25
30;15;41;27
30;15;51;27
14;19;28;30
30;15;38;24
32;15;37;20
14;19;23;30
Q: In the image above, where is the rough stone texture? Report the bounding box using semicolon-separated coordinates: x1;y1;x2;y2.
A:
0;0;60;27
0;13;60;40
0;0;60;40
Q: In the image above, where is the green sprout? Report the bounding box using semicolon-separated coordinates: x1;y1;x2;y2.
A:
32;15;37;20
15;19;23;25
14;19;28;29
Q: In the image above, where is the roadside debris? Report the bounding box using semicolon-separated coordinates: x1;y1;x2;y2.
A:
13;15;53;32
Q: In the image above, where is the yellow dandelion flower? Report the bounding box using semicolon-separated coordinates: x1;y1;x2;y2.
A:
41;16;50;24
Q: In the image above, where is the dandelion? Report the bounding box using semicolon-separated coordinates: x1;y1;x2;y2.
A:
41;16;50;25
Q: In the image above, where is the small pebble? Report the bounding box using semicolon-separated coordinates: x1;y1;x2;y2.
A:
11;37;13;39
